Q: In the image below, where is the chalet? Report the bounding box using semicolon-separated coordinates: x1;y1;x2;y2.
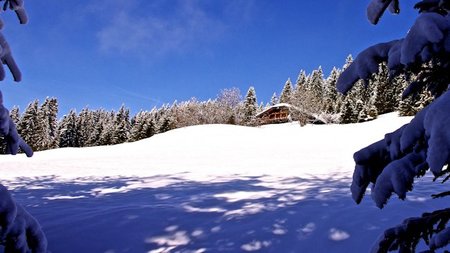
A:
255;103;294;125
255;103;328;125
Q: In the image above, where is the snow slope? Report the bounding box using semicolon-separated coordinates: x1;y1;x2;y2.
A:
3;113;448;253
1;112;411;181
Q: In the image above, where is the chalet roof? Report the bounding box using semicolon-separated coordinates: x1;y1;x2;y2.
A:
255;103;294;118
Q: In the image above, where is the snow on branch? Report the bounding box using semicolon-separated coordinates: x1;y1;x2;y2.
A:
0;1;47;252
371;208;450;252
342;0;450;251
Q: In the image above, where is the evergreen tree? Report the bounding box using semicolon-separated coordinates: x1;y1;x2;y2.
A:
270;92;278;105
9;106;20;124
372;63;397;114
88;109;107;146
40;97;59;150
279;78;293;104
398;95;416;116
76;107;94;147
99;111;115;146
143;111;157;138
295;69;308;89
340;98;354;124
157;106;175;133
242;86;257;125
293;70;308;104
308;66;325;101
323;67;340;113
59;110;79;148
129;111;145;142
112;105;131;144
343;54;353;70
17;100;46;151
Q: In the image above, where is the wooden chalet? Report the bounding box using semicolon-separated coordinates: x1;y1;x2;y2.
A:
255;103;293;125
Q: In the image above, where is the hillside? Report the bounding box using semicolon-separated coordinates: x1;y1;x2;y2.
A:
4;112;448;253
1;112;411;182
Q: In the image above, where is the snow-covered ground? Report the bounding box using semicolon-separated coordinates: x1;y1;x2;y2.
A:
1;113;448;252
2;113;412;181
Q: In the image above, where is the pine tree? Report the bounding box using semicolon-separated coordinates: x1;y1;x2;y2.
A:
40;97;59;150
398;96;416;116
308;66;324;98
296;70;308;89
143;111;157;138
129;111;145;142
340;98;354;124
112;105;131;144
76;107;93;147
9;106;20;124
88;109;107;146
270;92;278;105
99;111;115;145
17;100;46;151
323;67;340;113
279;78;293;104
343;54;353;70
242;86;257;125
59;110;79;148
157;106;175;133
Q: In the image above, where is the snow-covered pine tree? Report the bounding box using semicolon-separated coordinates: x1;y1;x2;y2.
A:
158;105;176;133
279;78;293;104
129;110;145;142
336;1;450;251
293;70;308;103
292;70;308;110
17;100;46;151
40;97;59;150
59;110;80;148
308;66;324;99
270;92;278;106
372;63;398;114
143;111;157;138
343;54;353;70
112;105;131;144
242;86;258;125
339;97;354;124
76;107;93;147
87;109;106;146
9;106;19;124
99;110;115;146
323;67;340;113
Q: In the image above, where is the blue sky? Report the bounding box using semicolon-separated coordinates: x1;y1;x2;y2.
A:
0;0;418;116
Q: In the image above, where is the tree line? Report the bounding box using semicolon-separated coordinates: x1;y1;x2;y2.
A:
0;55;433;153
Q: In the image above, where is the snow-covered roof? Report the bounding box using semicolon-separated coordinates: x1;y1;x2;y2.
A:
255;103;294;117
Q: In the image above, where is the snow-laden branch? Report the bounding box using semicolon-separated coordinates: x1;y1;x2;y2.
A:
0;1;47;252
341;0;450;252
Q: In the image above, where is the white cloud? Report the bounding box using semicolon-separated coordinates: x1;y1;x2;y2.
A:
94;0;254;58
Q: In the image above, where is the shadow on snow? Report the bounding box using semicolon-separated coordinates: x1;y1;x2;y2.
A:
3;174;449;253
